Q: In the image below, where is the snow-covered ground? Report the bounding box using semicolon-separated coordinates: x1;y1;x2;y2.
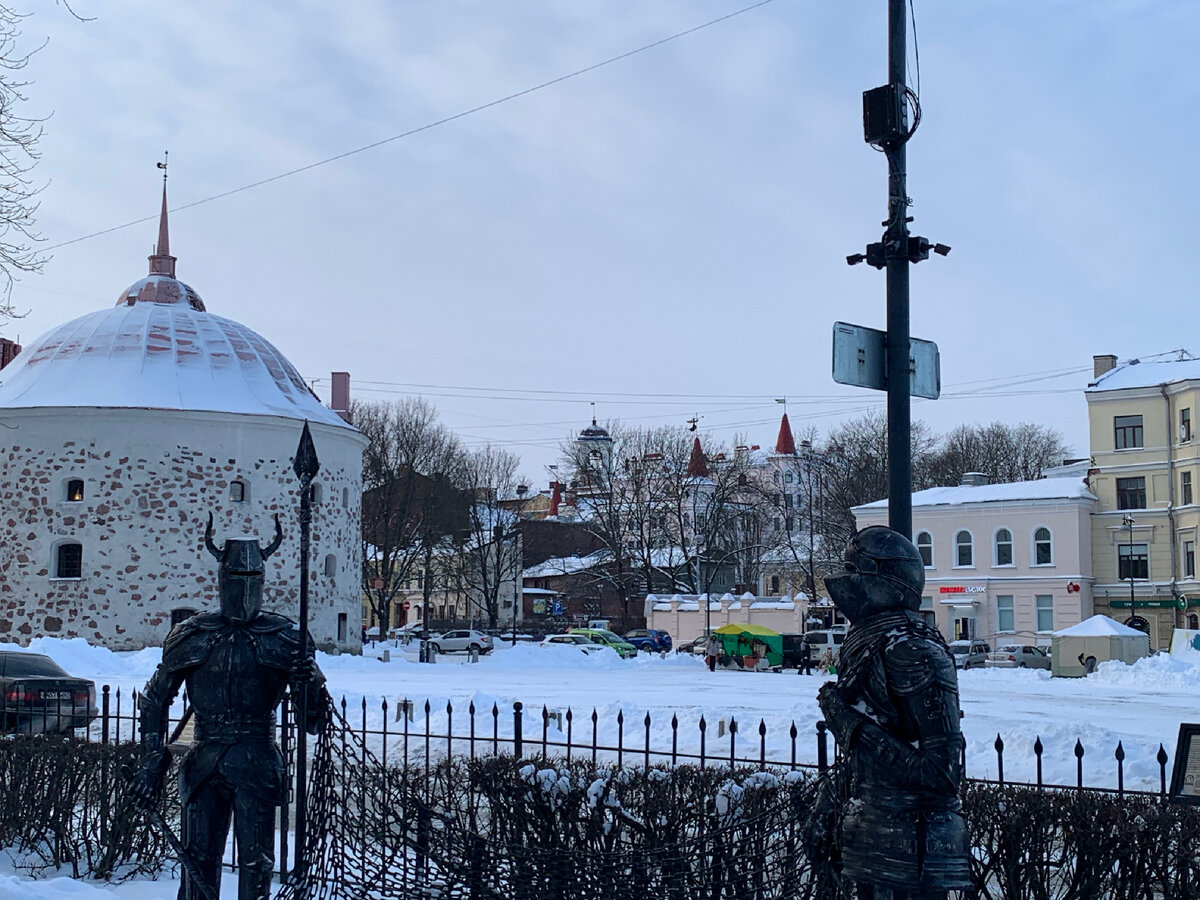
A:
6;636;1200;896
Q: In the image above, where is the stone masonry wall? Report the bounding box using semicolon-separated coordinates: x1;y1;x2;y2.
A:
0;411;363;651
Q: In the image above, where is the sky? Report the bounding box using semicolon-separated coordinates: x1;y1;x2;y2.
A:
6;634;1200;892
3;1;1198;485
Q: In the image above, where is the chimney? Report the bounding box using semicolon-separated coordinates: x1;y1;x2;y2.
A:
0;337;20;370
331;371;351;422
960;472;990;487
1093;354;1117;378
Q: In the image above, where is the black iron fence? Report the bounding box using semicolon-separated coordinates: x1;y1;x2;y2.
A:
1;683;1193;898
63;684;1174;797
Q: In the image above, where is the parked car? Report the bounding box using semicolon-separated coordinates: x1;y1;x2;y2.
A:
427;630;493;655
674;636;708;656
948;640;991;670
569;628;638;659
0;651;98;735
540;634;611;655
986;644;1051;669
804;630;845;663
623;628;673;652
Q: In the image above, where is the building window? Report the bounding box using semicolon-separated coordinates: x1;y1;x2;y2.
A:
916;531;933;567
1183;408;1192;443
171;608;197;626
324;553;336;577
311;482;323;504
342;487;350;508
1114;415;1143;450
230;480;247;502
994;529;1014;566
784;472;793;484
783;493;793;509
1191;614;1199;630
337;613;348;644
954;531;973;567
919;595;935;628
1116;476;1146;510
1183;472;1193;506
54;542;83;579
1035;594;1054;632
1185;540;1196;578
65;479;84;502
996;595;1014;633
1118;543;1149;580
770;575;780;594
1034;527;1053;565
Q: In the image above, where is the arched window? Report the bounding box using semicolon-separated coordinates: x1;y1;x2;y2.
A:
1190;614;1199;630
54;542;83;579
954;531;974;567
65;479;84;502
230;479;248;503
342;487;350;508
994;528;1014;566
915;531;934;567
324;553;336;577
1034;527;1053;565
311;483;323;504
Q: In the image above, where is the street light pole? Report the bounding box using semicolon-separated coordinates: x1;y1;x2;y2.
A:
1124;514;1136;621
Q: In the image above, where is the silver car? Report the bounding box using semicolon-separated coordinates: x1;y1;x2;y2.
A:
948;640;990;670
540;634;610;655
427;629;493;655
985;644;1051;669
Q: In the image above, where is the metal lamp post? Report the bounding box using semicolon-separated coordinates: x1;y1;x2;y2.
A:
1124;514;1136;621
694;533;707;636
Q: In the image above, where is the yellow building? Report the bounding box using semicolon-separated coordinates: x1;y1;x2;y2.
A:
1086;353;1200;649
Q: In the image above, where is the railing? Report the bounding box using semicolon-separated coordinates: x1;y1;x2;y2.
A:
60;685;1175;798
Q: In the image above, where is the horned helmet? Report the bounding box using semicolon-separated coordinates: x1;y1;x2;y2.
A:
823;525;925;624
204;513;283;621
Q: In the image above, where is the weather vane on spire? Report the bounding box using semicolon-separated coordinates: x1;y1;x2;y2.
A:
157;150;168;181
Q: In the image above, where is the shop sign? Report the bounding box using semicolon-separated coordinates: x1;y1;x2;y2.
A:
938;586;986;594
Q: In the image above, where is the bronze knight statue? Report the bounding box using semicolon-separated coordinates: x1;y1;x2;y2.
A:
131;514;327;900
816;525;971;899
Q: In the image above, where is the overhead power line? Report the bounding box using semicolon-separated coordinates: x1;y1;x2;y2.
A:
45;0;778;252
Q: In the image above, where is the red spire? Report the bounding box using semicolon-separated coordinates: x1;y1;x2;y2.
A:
775;412;797;455
687;437;709;478
148;155;176;278
549;481;562;516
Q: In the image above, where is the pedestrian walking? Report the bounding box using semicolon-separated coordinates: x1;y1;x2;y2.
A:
705;633;720;672
798;636;813;675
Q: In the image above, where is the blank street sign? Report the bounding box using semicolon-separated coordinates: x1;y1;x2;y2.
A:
831;321;941;400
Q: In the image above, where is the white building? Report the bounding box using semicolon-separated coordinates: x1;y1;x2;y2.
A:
0;186;366;650
854;474;1096;646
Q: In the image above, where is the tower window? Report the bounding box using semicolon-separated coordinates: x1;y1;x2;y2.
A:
311;483;323;504
54;542;83;579
324;553;336;577
66;479;84;502
342;487;349;508
230;480;247;502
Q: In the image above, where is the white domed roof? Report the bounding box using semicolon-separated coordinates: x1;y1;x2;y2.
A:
0;184;351;429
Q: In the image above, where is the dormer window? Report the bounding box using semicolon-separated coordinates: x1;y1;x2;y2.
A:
65;479;84;502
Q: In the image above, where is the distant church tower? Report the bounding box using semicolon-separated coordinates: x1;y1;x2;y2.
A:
0;174;367;650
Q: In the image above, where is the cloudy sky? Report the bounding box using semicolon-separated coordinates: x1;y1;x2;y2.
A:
5;1;1197;482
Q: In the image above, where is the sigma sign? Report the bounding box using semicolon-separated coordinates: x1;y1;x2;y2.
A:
938;586;987;594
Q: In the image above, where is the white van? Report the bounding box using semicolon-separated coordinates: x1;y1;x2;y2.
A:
805;629;845;662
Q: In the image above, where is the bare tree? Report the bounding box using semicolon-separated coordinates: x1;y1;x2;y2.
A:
929;421;1072;486
0;6;49;316
453;445;528;630
354;398;467;635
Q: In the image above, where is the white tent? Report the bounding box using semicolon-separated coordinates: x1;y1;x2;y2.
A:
1050;615;1150;677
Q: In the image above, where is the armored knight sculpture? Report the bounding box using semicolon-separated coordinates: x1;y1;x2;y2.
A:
131;514;327;900
816;525;971;899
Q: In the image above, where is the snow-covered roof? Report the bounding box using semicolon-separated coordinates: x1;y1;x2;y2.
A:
1055;614;1149;637
1087;358;1200;393
0;287;352;429
855;476;1096;511
523;551;610;579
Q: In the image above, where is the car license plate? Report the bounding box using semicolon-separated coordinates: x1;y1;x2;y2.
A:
44;691;72;700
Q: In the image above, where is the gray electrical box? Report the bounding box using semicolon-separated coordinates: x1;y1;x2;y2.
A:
832;321;940;400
